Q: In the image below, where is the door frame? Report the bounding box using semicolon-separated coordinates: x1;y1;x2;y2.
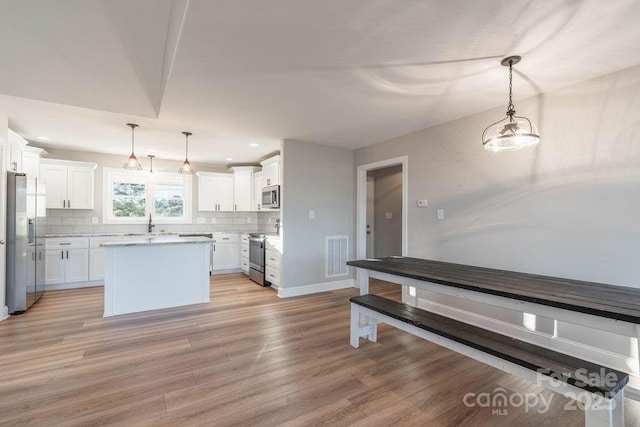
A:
356;156;408;263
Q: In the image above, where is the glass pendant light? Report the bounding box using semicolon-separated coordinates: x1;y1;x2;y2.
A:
482;56;540;152
123;123;143;170
178;131;195;175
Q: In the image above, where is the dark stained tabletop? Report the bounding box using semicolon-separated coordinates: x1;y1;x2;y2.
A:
347;257;640;324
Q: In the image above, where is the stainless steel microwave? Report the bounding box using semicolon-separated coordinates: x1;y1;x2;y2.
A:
262;185;280;209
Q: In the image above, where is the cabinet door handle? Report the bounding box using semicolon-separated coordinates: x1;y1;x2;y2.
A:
61;251;64;259
66;250;69;259
213;244;215;251
68;200;71;208
60;243;72;245
235;204;237;211
63;200;66;208
222;238;229;241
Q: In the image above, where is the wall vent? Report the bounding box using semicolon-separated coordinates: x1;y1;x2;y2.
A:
326;235;348;278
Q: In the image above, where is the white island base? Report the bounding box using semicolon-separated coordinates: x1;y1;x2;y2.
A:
102;237;211;317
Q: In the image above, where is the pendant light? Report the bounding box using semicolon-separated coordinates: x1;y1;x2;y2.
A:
178;131;195;175
123;123;143;170
482;56;540;152
147;154;155;174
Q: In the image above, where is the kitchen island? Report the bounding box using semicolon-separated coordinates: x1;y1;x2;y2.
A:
101;236;212;317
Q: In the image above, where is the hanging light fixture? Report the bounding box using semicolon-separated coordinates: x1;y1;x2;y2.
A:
147;154;155;174
178;131;195;175
123;123;143;170
482;56;540;152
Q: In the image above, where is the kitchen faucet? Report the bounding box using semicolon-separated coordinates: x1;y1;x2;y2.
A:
148;214;155;233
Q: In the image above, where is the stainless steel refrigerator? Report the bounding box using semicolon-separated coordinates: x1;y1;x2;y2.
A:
6;172;46;314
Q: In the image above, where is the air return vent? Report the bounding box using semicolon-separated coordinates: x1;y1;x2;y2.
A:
326;235;348;277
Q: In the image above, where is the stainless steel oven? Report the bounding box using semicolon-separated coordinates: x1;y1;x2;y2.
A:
249;234;267;286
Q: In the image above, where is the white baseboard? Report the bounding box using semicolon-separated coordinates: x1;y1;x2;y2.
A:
278;278;354;298
211;268;242;276
1;305;8;321
45;281;104;291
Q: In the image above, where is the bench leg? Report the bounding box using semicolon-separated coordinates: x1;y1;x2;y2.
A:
350;303;360;348
350;304;379;348
584;389;624;427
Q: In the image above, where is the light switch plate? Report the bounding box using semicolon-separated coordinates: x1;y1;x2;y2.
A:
417;200;428;208
385;212;393;219
309;210;315;219
437;209;445;220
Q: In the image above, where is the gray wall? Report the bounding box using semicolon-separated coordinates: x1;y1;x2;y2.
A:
281;139;354;289
368;165;402;257
354;64;640;288
353;64;640;363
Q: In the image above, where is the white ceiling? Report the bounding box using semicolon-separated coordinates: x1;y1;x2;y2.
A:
0;0;639;165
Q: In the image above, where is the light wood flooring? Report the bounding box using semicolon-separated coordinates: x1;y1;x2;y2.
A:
1;274;639;426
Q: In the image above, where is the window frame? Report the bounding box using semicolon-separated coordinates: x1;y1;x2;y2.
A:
103;168;193;225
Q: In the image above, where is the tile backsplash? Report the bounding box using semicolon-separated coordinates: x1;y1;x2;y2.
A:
44;209;281;235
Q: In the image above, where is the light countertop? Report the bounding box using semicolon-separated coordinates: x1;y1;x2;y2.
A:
100;236;214;247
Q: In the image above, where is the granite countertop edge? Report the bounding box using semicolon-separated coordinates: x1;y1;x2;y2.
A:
45;231;261;238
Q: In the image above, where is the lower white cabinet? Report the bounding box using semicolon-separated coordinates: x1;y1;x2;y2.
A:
212;233;241;273
45;237;90;285
265;236;282;287
240;233;250;274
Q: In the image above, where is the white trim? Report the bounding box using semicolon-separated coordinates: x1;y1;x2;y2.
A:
278;279;354;298
45;282;103;291
211;268;242;275
1;305;9;321
356;156;408;260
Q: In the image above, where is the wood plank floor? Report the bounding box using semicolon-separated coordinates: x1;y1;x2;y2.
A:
1;274;639;426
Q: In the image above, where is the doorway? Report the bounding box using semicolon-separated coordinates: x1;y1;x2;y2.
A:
356;156;408;261
366;165;403;258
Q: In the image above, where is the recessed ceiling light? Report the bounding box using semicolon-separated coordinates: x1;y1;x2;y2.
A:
249;143;259;147
225;157;233;161
37;136;50;141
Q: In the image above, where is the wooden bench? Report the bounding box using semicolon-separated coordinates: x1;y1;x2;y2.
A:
350;294;628;427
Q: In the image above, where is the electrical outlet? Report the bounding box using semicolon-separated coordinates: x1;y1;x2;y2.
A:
247;217;251;224
437;209;445;220
309;210;315;219
385;212;392;219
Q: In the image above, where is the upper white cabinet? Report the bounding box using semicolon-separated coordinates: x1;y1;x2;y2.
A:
22;146;47;178
7;129;27;173
40;159;97;209
253;171;263;211
230;166;260;211
260;155;280;188
197;172;234;211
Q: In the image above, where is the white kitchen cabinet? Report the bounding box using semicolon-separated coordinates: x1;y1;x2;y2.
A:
22;146;46;178
45;237;90;285
265;236;282;287
240;233;250;274
260;155;280;187
7;129;27;173
253;171;263;211
230;166;260;211
89;236;126;281
197;172;234;211
212;233;240;273
40;159;97;209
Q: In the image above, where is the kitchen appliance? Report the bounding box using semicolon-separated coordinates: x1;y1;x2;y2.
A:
178;232;213;274
249;233;267;286
6;172;46;314
261;185;280;209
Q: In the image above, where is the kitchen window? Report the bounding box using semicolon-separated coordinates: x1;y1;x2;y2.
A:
104;168;192;224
